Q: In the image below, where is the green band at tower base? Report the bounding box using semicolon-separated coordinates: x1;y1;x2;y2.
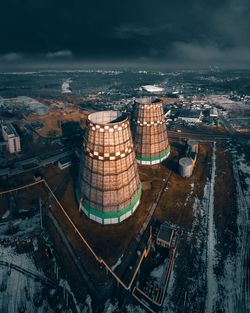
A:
77;183;142;225
136;145;170;165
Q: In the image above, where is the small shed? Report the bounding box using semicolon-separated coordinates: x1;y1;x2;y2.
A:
156;223;174;248
58;157;72;170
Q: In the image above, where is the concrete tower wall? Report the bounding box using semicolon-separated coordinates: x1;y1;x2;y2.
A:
78;111;141;225
132;98;170;165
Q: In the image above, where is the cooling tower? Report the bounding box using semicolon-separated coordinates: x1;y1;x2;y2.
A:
132;97;170;165
77;111;141;225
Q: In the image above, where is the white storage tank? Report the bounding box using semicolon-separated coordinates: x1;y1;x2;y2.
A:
179;157;193;178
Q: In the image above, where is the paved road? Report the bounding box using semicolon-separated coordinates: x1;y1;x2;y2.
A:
168;130;230;140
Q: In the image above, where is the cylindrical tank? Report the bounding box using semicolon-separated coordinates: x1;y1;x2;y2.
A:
187;140;199;153
132;97;170;165
179;157;193;177
77;111;141;225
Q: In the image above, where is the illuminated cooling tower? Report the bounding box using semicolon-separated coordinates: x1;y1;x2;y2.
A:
77;111;141;225
132;98;170;165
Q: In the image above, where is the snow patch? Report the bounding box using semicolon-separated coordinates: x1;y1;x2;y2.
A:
126;304;147;313
111;254;123;271
103;299;119;313
1;210;10;220
205;142;218;313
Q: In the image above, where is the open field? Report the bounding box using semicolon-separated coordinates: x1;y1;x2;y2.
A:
43;161;171;265
154;143;212;227
24;105;89;137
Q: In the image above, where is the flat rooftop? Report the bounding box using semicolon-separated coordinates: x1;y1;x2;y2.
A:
2;124;18;137
157;222;173;243
179;157;193;167
179;109;201;118
141;85;164;93
58;157;71;165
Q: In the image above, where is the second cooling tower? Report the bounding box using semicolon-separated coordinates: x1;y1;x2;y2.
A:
78;111;141;225
132;98;170;165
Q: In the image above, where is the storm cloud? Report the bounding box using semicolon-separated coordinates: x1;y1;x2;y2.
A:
0;0;249;68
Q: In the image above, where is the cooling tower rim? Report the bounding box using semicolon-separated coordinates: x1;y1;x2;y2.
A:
87;110;128;126
179;157;193;166
134;96;161;105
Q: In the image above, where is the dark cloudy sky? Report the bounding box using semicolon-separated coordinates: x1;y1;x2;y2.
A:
0;0;250;68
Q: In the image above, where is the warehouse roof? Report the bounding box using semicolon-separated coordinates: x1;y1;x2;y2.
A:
141;85;164;93
179;109;201;118
157;222;173;243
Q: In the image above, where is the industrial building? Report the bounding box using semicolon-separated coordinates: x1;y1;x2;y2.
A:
210;107;218;118
178;109;203;123
78;111;141;225
58;157;72;170
156;222;174;248
140;85;164;94
1;124;21;154
132;97;170;165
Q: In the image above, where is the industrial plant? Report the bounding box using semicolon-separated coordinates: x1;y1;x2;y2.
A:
1;123;21;154
0;69;249;313
77;111;141;224
132;97;170;165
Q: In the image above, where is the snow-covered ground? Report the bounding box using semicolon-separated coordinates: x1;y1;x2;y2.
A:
161;141;250;313
0;215;54;312
0;213;41;240
205;142;218;313
126;304;147;313
111;254;123;271
103;299;119;313
60;279;84;313
1;210;10;220
208;144;250;313
150;257;168;286
162;259;176;313
0;214;84;313
161;143;217;312
0;246;53;313
229;148;250;312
